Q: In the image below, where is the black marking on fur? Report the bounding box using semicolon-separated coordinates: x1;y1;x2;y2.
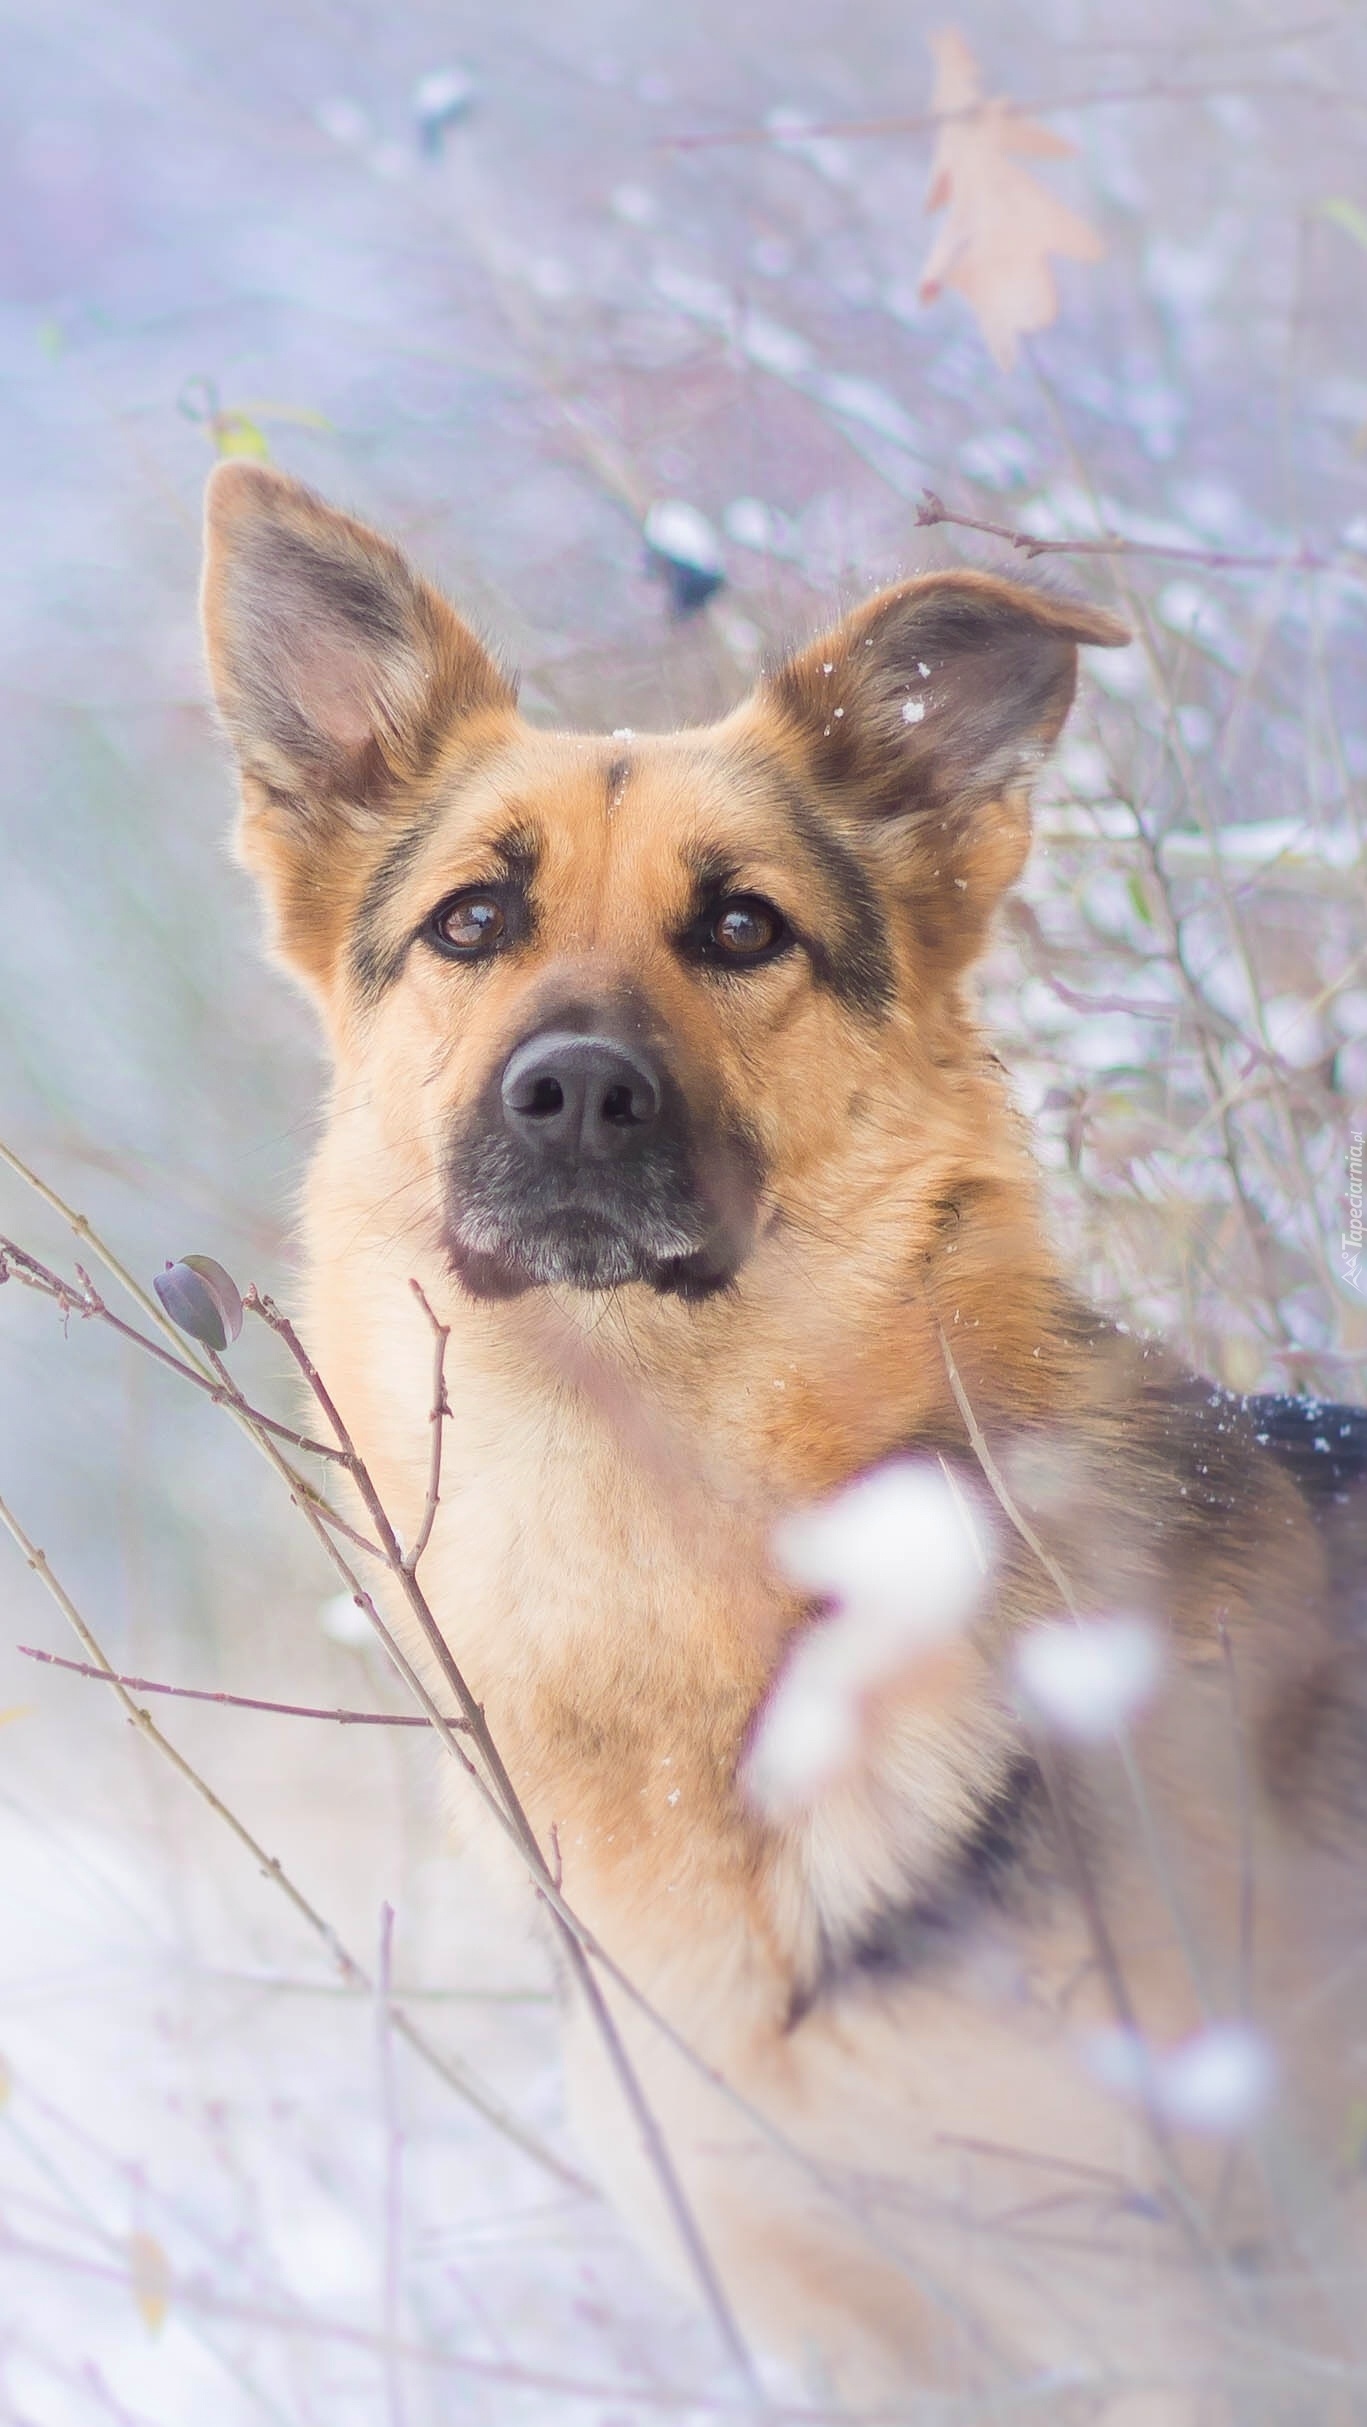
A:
486;823;542;896
351;817;540;1006
729;746;894;1018
351;819;434;1002
680;841;744;902
787;1757;1042;2028
1247;1393;1367;1632
1246;1394;1367;1509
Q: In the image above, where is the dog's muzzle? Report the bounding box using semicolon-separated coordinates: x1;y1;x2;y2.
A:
445;1019;756;1300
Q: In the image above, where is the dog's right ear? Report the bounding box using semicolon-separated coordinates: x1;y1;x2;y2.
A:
202;464;515;813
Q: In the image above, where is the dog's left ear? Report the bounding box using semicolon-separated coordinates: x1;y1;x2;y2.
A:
759;570;1128;953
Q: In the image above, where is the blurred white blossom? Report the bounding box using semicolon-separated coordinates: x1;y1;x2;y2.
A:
1085;2023;1275;2135
320;1590;372;1647
746;1461;992;1817
1013;1615;1163;1740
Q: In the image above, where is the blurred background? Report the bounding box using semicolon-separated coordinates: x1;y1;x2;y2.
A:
2;1;1366;2418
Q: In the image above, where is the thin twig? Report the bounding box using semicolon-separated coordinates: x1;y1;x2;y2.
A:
0;1236;349;1465
914;488;1355;578
933;1317;1078;1618
244;1285;768;2403
930;1319;1258;2299
0;1488;584;2192
403;1281;449;1575
1;1166;997;2354
16;1645;460;1729
1216;1616;1257;2022
377;1903;408;2427
2;1195;1046;2354
21;1239;763;2393
0;1142;396;1554
4;2220;951;2419
658;74;1365;152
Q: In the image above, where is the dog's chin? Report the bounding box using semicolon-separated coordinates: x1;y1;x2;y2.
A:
446;1219;739;1304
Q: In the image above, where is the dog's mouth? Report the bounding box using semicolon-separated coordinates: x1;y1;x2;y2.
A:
444;1135;755;1302
446;1206;738;1302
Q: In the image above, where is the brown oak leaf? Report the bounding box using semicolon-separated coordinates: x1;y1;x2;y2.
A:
129;2230;171;2334
919;29;1103;370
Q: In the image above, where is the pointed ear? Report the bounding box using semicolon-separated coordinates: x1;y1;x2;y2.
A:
201;462;515;816
766;570;1127;819
757;571;1128;964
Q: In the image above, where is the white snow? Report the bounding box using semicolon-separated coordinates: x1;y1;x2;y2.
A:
650;260;731;327
609;181;657;226
819;373;918;447
1157;580;1243;669
722;496;792;554
738;311;813;380
411;67;475;124
642;499;723;574
314;96;370;147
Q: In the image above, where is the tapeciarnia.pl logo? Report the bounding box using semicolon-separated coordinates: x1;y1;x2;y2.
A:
1344;1128;1364;1292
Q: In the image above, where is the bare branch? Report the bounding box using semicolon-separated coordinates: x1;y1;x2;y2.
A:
403;1279;450;1575
0;1235;350;1464
914;489;1352;578
2;1166;985;2365
16;1240;764;2385
240;1284;767;2401
17;1644;463;1729
660;72;1365;153
930;1317;1253;2293
0;1488;585;2193
3;1190;993;2344
0;2221;899;2418
377;1902;408;2427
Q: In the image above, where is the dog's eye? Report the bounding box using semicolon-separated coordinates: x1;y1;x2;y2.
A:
430;891;509;957
697;895;790;967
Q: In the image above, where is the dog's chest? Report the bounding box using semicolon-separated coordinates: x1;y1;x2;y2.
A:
322;1274;780;1904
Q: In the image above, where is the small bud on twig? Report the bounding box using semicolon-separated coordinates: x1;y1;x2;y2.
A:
153;1255;244;1351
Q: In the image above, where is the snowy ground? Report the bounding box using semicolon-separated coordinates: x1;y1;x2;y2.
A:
3;0;1367;2418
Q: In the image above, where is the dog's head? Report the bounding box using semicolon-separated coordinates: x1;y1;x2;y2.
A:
202;465;1126;1302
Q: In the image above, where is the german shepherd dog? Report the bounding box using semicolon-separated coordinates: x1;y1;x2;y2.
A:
202;464;1367;2421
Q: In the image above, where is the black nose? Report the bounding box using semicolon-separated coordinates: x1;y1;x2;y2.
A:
499;1031;663;1162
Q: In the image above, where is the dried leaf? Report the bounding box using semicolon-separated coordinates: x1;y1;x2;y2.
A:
919;29;1103;370
128;2230;170;2334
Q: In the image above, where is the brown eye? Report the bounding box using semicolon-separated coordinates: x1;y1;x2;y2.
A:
431;892;508;957
709;896;787;962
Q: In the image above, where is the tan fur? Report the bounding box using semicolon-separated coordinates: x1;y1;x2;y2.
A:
202;463;1367;2420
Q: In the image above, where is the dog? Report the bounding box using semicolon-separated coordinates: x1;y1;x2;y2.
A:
202;462;1367;2421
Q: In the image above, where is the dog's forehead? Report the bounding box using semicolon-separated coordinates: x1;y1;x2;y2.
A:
419;725;806;885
